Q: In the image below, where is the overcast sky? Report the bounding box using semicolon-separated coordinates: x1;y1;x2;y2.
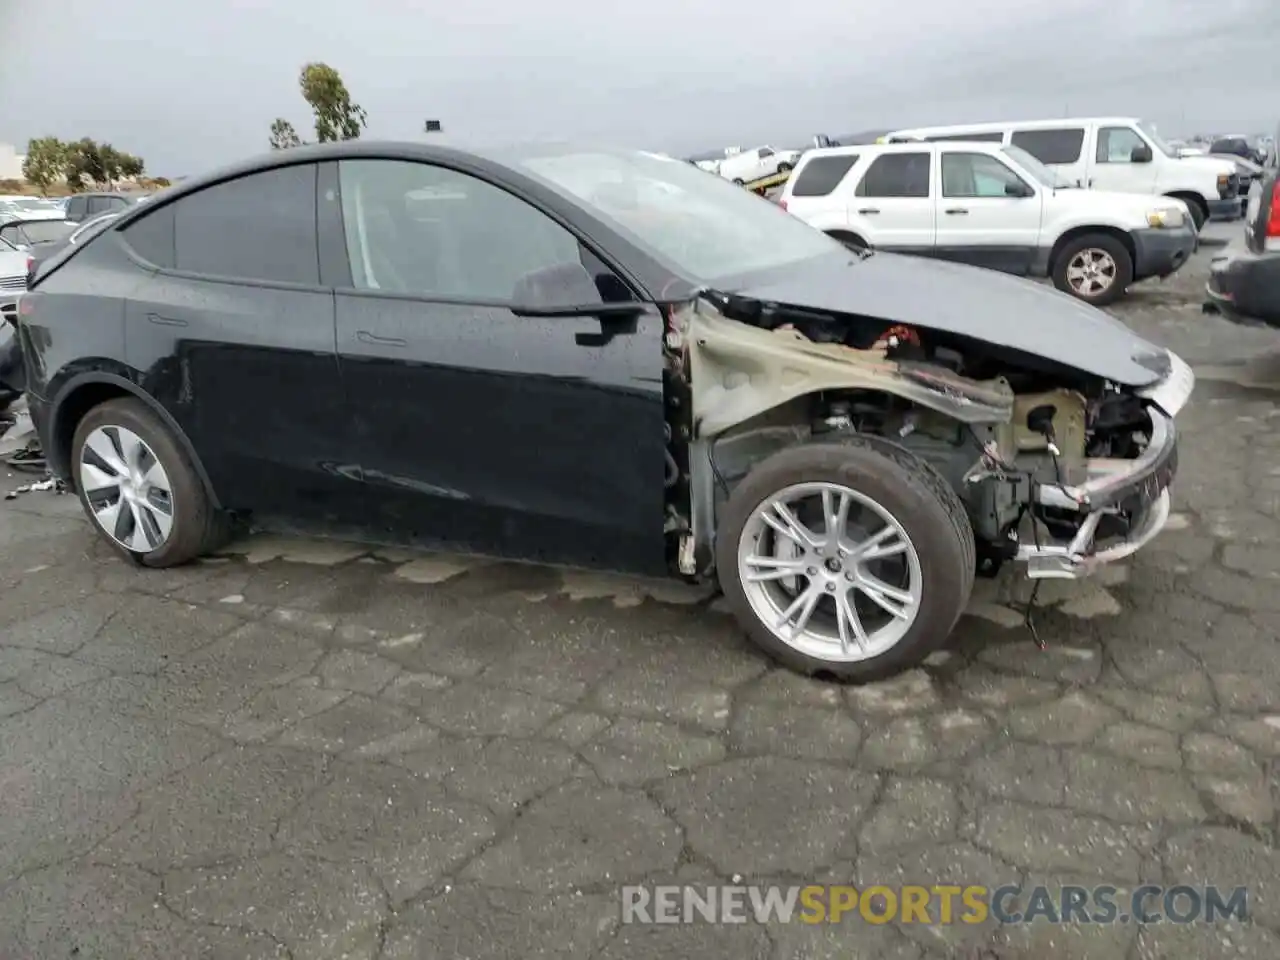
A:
2;0;1276;177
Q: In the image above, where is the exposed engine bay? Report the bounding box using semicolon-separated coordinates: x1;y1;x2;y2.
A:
660;291;1177;583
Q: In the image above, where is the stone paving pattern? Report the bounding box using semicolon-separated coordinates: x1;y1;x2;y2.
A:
2;235;1279;958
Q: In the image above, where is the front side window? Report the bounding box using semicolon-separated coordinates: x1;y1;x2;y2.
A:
941;153;1029;198
855;153;931;198
172;164;320;284
1096;126;1148;164
337;159;599;302
1010;128;1085;165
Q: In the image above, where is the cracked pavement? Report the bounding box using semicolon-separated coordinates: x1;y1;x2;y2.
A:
2;227;1280;959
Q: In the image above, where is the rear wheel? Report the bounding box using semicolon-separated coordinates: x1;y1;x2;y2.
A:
71;398;224;567
716;438;975;681
733;178;746;185
1051;233;1133;306
778;162;794;173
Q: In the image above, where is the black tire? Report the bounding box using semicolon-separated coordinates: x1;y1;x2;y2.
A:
1176;196;1207;232
71;397;224;567
715;436;976;682
826;230;870;254
733;178;746;186
1051;232;1133;306
777;162;794;173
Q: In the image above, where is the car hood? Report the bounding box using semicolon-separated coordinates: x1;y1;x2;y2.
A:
722;252;1172;386
1181;155;1238;176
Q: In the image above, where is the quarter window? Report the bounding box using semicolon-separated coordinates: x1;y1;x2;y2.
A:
172;164;320;284
336;159;597;302
1010;128;1085;165
855;153;931;198
1096;126;1148;164
941;153;1029;198
120;205;176;268
790;155;859;197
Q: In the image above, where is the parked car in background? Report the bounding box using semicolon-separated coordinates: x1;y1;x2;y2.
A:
0;235;33;308
1212;153;1266;199
0;195;64;214
718;145;803;184
29;211;121;276
1210;136;1266;166
63;192;146;223
884;117;1243;229
19;140;1194;680
778;140;1195;305
1205;159;1280;327
0;216;75;254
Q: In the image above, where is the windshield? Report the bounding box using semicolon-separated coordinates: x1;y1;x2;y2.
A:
11;198;56;211
0;236;15;252
1136;121;1176;158
1001;145;1071;188
519;150;843;282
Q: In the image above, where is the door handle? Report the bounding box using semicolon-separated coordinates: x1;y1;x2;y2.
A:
857;208;880;215
356;330;407;348
944;208;969;215
147;313;187;327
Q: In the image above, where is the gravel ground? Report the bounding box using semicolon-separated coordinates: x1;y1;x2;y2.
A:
2;225;1279;959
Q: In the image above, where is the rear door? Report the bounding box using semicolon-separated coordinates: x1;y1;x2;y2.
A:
848;150;936;252
934;149;1042;274
1010;126;1088;186
118;163;351;521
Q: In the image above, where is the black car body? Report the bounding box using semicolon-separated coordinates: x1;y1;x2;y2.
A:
20;141;1195;680
1205;167;1280;327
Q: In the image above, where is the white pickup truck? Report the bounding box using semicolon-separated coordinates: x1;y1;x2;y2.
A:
778;140;1197;305
717;145;804;185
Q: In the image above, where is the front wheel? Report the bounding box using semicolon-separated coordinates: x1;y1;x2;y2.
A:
1051;233;1133;306
715;437;975;682
71;397;224;567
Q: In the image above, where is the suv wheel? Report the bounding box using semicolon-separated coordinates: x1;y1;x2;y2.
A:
716;437;975;681
1052;233;1133;306
72;398;224;567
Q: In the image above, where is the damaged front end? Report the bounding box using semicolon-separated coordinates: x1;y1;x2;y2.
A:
662;290;1191;584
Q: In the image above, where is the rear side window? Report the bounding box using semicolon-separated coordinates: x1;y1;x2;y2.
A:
65;196;87;221
1010;128;1085;164
855;153;931;198
120;205;176;268
926;132;1004;143
172;164;320;284
790;155;859;197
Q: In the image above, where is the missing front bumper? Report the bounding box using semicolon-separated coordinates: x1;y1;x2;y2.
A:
1015;408;1179;580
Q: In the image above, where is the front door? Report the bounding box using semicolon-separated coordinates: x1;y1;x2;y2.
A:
934;150;1043;274
1088;125;1159;194
327;157;668;575
847;151;936;253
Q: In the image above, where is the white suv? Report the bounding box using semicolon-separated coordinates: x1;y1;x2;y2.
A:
778;141;1197;305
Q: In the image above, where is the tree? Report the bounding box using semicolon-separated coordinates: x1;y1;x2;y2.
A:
269;118;304;150
298;62;367;142
117;153;144;179
22;137;67;195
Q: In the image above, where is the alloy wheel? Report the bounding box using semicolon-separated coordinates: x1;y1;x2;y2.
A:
1065;248;1117;298
736;481;923;663
78;425;175;552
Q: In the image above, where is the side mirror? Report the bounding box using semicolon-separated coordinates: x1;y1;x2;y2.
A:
1130;144;1153;163
1005;182;1033;198
509;262;644;345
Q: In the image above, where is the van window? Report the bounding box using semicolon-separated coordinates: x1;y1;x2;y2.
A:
926;132;1004;143
1096;126;1148;163
790;155;859;197
1010;128;1085;165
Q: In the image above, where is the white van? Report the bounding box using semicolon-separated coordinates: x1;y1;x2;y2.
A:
882;117;1242;231
778;140;1197;305
717;145;803;185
